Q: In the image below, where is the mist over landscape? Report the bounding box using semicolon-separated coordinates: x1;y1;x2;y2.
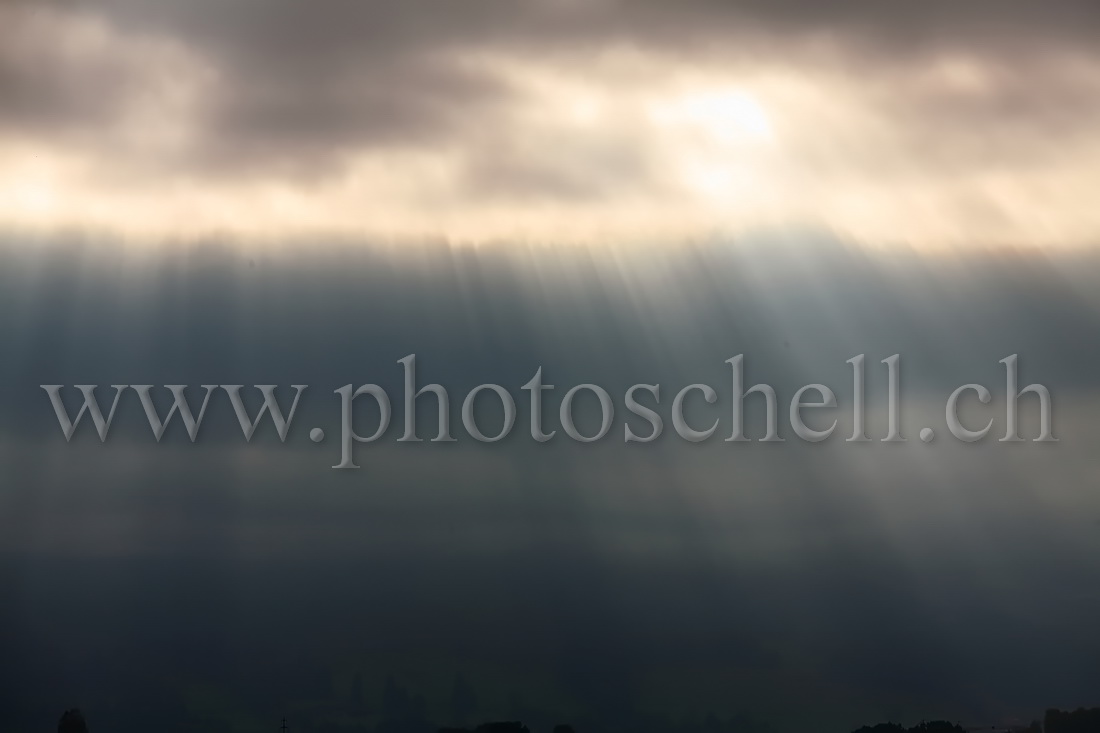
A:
2;232;1099;732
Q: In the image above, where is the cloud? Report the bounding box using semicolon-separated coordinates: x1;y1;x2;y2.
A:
2;1;1100;244
5;0;1099;167
0;3;190;138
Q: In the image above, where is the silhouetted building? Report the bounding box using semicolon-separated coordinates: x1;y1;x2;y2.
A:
450;674;479;726
58;709;88;733
475;722;529;733
1044;708;1100;733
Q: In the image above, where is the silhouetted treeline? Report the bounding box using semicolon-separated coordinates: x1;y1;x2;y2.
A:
436;718;774;733
852;722;965;733
439;723;530;733
1044;708;1100;733
57;695;1100;733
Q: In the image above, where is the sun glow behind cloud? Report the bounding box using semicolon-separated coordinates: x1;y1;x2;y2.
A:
647;87;776;201
2;2;1100;249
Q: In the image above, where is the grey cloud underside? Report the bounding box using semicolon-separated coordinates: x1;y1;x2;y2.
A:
0;5;142;136
3;0;1100;180
94;0;1100;60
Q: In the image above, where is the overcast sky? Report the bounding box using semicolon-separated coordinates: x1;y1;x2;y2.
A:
2;0;1100;245
3;4;1100;733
